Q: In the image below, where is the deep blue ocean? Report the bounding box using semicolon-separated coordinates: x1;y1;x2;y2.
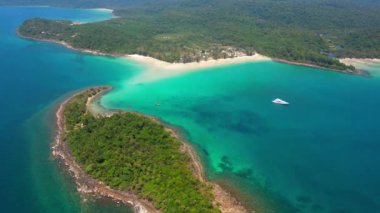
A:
1;6;380;213
0;6;137;212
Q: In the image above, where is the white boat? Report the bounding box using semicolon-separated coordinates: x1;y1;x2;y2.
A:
272;98;289;105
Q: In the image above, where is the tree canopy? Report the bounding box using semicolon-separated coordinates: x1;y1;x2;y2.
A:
62;88;219;213
17;0;380;70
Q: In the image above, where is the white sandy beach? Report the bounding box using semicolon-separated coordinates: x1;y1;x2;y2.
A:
340;58;380;74
20;34;270;83
340;58;380;67
126;54;271;83
94;8;114;12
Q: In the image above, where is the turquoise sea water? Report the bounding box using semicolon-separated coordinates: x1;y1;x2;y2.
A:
102;62;380;212
1;6;380;213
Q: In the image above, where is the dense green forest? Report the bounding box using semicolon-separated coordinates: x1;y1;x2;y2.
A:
63;88;219;213
16;0;380;70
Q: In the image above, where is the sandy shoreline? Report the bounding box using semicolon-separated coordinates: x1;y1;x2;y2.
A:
340;58;380;67
19;33;271;83
53;87;250;213
93;8;114;12
19;32;270;70
141;117;250;213
163;126;250;213
127;54;271;71
127;54;271;83
19;33;371;82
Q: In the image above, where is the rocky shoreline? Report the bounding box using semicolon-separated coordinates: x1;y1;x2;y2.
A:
52;87;157;213
52;86;250;213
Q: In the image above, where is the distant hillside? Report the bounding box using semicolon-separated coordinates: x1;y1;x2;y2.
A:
2;0;380;8
0;0;138;7
14;0;380;70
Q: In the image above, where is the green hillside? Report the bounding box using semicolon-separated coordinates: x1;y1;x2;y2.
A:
16;0;380;70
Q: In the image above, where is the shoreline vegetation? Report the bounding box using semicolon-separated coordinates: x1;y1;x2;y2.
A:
18;1;380;78
272;58;371;76
52;87;157;213
7;0;380;73
53;86;250;213
18;31;371;77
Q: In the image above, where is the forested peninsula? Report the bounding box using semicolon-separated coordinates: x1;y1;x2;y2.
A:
53;87;248;213
16;0;380;74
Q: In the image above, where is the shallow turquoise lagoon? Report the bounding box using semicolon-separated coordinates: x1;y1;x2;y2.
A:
102;62;380;212
1;5;380;213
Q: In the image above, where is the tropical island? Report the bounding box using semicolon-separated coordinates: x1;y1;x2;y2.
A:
53;86;248;213
16;0;380;75
0;1;379;212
